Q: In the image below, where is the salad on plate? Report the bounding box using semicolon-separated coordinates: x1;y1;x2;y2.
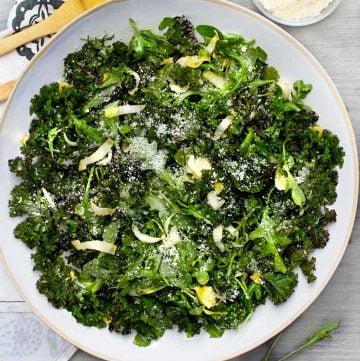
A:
8;16;344;346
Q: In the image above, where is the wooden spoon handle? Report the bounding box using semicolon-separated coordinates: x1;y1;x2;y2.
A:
0;80;16;102
0;0;84;56
0;23;56;56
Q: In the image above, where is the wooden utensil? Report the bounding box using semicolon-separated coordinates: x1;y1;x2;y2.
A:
0;0;107;56
0;80;16;102
0;0;107;103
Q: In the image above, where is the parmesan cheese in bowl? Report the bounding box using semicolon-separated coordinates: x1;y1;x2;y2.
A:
253;0;343;26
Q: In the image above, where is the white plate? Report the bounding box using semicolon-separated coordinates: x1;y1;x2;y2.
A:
0;1;358;360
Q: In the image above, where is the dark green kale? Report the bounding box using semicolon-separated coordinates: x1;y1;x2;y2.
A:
263;272;298;305
63;36;129;93
159;16;199;55
8;17;344;346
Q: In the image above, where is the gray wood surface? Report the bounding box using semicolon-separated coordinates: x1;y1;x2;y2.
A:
0;0;359;360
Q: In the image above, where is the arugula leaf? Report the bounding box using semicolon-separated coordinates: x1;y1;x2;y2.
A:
47;127;62;157
249;211;291;273
262;321;340;361
275;154;306;208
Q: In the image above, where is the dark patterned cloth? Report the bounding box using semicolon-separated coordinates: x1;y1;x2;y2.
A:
11;0;64;60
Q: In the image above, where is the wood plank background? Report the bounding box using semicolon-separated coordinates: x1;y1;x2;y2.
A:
0;0;359;360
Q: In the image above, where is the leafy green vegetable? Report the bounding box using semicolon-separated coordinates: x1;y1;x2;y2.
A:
292;80;313;103
129;18;175;59
47;127;62;157
263;272;298;304
8;17;344;346
196;24;223;39
262;321;340;361
160;16;199;54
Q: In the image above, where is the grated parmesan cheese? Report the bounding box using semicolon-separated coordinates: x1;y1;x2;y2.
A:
259;0;334;20
130;136;167;173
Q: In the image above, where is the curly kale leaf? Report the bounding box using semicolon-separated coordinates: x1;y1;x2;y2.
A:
159;16;199;55
35;257;80;308
64;36;129;93
30;83;84;121
263;271;298;305
9;183;50;217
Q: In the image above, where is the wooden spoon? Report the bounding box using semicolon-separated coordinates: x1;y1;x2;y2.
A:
0;0;107;103
0;80;16;102
0;0;107;56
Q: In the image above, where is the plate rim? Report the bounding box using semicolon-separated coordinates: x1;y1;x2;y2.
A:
0;0;358;360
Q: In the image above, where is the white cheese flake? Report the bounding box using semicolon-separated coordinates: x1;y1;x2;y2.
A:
275;166;288;191
186;155;212;179
169;81;189;94
213;225;225;252
163;227;181;247
41;187;56;208
277;78;292;98
96;150;112;166
206;32;219;54
132;225;162;244
90;201;116;216
295;166;310;184
79;139;113;171
104;102;145;118
177;55;210;68
63;131;78;146
213;116;233;140
225;225;238;238
207;191;225;211
71;240;117;255
203;70;225;89
127;70;141;96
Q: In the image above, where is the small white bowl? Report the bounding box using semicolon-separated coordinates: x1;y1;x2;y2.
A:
252;0;343;26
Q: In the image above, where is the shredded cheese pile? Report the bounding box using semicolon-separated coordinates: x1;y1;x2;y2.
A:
259;0;334;20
